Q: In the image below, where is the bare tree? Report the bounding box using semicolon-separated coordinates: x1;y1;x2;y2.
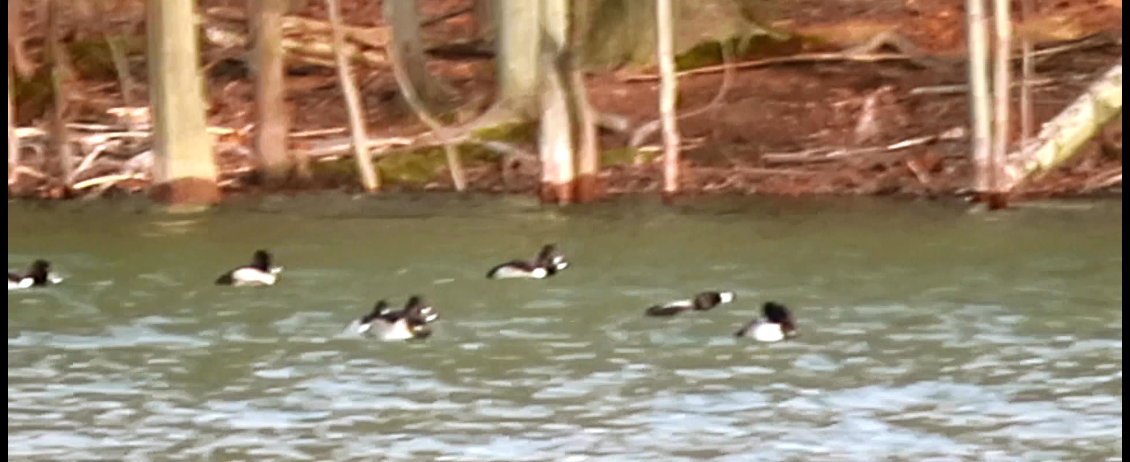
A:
572;0;601;203
538;0;575;204
8;0;35;78
964;0;993;201
251;0;299;184
8;68;16;184
325;0;379;192
147;0;220;204
385;0;449;110
383;0;466;191
1019;0;1034;142
495;0;541;114
991;0;1011;200
656;0;680;202
47;0;74;185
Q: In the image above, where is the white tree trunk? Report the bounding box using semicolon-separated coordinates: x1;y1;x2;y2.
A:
252;0;294;183
965;0;993;194
8;67;16;182
656;0;680;199
147;0;219;203
496;0;541;112
385;0;447;108
991;0;1011;192
538;0;574;204
1002;63;1123;191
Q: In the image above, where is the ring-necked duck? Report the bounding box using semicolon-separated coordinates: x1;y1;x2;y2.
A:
8;259;63;290
351;295;439;340
486;244;569;279
214;250;283;287
645;291;736;316
734;301;799;342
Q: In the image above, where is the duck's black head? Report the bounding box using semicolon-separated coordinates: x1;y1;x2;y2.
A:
28;260;51;284
251;250;272;271
361;300;390;324
536;244;568;273
404;295;439;323
694;291;736;310
537;244;558;260
763;301;798;335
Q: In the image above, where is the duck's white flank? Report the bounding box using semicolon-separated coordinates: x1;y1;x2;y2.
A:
492;266;548;279
749;321;785;343
230;267;279;286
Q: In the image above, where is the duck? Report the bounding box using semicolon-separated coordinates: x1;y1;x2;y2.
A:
645;290;736;317
486;244;569;279
350;295;440;341
8;259;64;291
214;249;283;287
734;301;799;342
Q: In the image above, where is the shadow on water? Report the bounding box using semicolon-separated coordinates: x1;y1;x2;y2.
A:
7;193;1123;461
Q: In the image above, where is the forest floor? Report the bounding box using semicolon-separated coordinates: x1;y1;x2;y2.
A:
7;0;1124;202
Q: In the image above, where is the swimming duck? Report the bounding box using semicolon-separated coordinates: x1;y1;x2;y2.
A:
351;295;439;341
486;244;569;279
214;250;283;287
8;259;63;290
645;290;736;317
734;301;799;342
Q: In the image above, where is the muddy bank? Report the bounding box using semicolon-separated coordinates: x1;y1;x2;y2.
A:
7;0;1123;203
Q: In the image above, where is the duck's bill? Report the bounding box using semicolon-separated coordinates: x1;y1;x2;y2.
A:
270;266;284;274
48;273;65;284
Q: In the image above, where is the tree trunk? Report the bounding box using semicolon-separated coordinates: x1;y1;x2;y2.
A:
1019;0;1034;142
8;68;16;183
251;0;298;185
473;0;496;43
538;0;575;204
325;0;380;192
572;0;602;203
146;0;221;205
383;0;466;191
8;0;35;78
991;0;1011;199
385;0;448;110
964;0;993;197
495;0;540;114
656;0;680;202
47;0;73;186
1001;63;1122;191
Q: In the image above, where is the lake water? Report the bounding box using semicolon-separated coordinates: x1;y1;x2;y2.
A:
7;194;1123;461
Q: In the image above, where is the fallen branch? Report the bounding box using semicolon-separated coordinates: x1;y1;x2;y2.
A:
71;172;146;190
1001;63;1122;191
621;52;916;83
201;6;390;69
1084;167;1122;191
622;31;1120;84
761;126;968;164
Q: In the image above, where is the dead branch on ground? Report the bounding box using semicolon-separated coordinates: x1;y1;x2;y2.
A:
761;126;968;164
